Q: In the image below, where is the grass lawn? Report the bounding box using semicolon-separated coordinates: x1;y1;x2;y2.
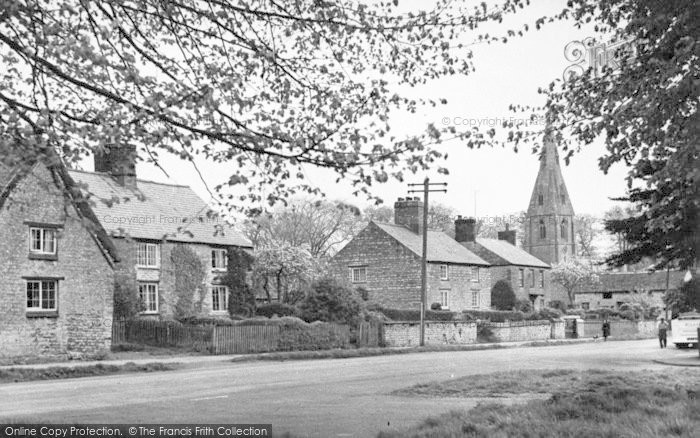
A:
384;368;700;437
0;362;179;384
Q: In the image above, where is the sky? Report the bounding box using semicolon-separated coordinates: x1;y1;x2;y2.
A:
79;0;632;224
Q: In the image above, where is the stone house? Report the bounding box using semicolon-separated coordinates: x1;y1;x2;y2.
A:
331;197;491;311
68;146;253;319
0;161;119;360
574;271;685;311
457;219;551;309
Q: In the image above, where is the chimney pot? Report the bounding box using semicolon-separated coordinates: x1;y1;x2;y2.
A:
455;216;476;243
498;224;517;246
394;197;423;234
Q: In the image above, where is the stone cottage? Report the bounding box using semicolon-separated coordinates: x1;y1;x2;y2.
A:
68;145;253;318
331;197;492;311
574;271;685;311
457;219;551;309
0;160;119;360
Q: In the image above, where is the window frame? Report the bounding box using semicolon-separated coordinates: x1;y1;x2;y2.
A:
540;270;545;288
530;269;536;288
138;282;159;314
539;219;546;239
211;248;228;271
211;285;229;313
440;290;450;310
136;242;160;268
537;194;544;206
518;269;525;288
560;219;568;240
439;264;449;280
28;226;58;258
349;266;367;284
471;267;480;283
25;279;59;316
471;290;480;308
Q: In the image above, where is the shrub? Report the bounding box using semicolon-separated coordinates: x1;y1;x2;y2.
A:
220;247;256;317
379;308;460;322
430;302;442;311
256;303;299;318
515;299;533;313
526;308;563;321
113;272;140;318
356;287;370;301
491;280;517;310
178;315;238;326
548;300;567;311
171;244;206;318
463;310;525;322
297;278;362;325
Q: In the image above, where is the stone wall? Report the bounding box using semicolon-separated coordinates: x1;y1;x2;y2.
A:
485;320;552;342
0;164;114;360
383;321;477;347
582;320;658;339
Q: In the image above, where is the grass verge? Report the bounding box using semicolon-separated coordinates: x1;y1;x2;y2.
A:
230;339;596;363
383;369;700;437
0;362;179;384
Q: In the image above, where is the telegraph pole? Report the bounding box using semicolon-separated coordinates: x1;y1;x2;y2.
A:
408;177;447;346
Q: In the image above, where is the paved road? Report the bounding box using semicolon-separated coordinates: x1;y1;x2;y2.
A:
1;340;697;437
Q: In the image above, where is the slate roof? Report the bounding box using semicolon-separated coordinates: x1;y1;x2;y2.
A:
373;222;489;266
68;170;252;247
462;238;550;268
576;271;686;294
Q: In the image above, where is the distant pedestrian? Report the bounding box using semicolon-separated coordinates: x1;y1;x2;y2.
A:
658;318;669;348
602;319;611;341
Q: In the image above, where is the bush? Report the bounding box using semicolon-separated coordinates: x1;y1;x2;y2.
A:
463;310;525;322
221;247;256;317
525;308;563;321
171;244;206;318
256;303;299;318
178;315;238;326
491;280;517;310
548;300;567;311
298;278;362;325
113;272;140;318
378;308;461;322
476;323;498;343
356;287;370;301
515;299;533;313
430;302;442;311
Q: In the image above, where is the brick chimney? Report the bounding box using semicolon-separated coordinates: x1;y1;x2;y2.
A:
94;144;137;189
498;223;517;246
454;216;476;243
394;197;423;234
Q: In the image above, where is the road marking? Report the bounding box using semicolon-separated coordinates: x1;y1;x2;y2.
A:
192;395;229;401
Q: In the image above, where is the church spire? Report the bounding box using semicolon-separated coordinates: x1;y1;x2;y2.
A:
525;129;576;265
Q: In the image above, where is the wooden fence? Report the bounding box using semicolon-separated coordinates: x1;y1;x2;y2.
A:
113;319;353;355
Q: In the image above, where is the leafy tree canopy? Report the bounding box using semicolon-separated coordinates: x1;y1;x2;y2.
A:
550;259;600;305
0;0;532;212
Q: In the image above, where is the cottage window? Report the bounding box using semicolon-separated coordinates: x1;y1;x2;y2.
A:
212;249;228;270
26;280;57;312
440;290;450;309
519;269;524;288
539;220;546;239
540;270;545;288
530;269;536;288
471;267;480;282
349;266;367;283
29;227;56;254
211;285;229;312
136;243;159;267
138;282;159;313
440;264;449;280
471;291;479;308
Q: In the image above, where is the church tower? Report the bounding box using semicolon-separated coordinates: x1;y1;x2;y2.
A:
525;132;576;265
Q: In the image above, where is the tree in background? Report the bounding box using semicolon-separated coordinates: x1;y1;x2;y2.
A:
244;200;363;258
491;280;517;310
427;203;458;236
0;0;534;211
574;214;598;260
252;245;318;304
664;278;700;316
363;205;394;224
550;259;601;306
530;1;697;271
602;205;637;257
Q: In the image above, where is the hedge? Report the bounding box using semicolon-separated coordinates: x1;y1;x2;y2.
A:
378;308;462;322
256;303;299;319
462;310;526;322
